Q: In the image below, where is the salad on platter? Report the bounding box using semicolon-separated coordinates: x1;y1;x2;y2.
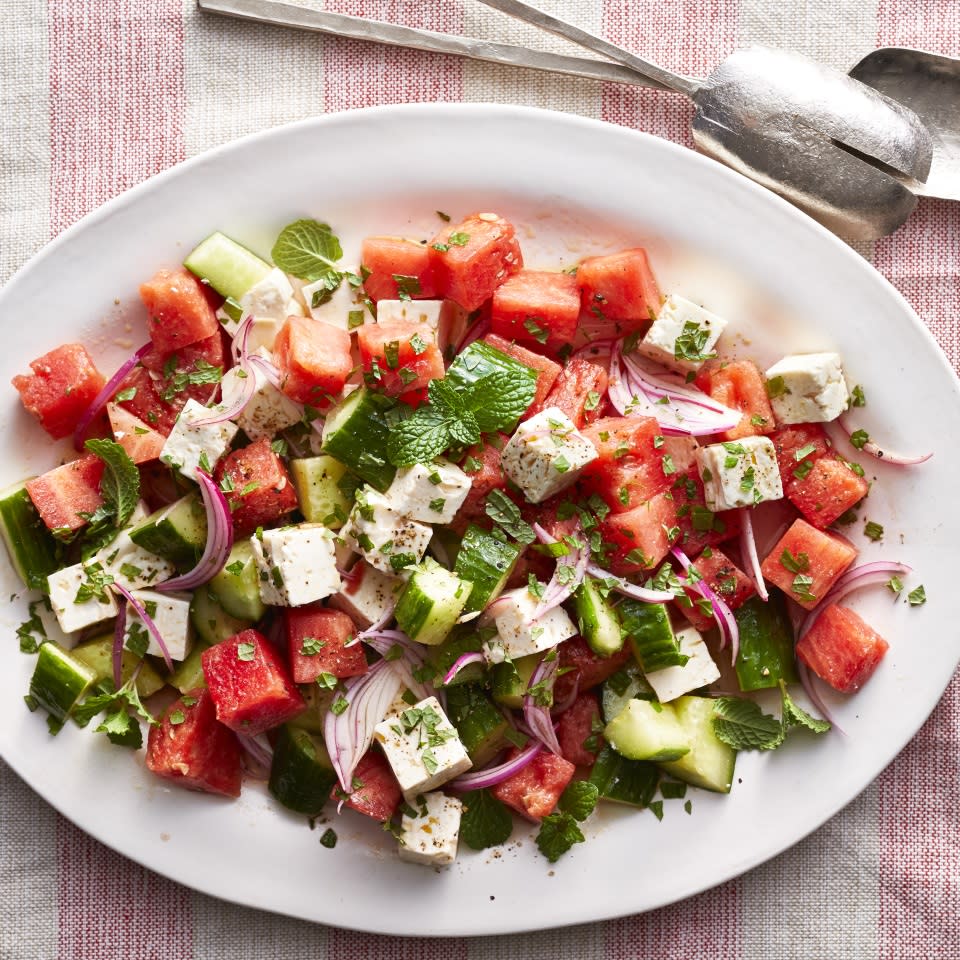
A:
4;209;931;868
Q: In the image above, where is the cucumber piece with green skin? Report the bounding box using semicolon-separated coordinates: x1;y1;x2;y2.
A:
209;540;266;622
268;725;338;816
168;641;211;693
446;341;539;400
129;494;207;567
426;624;486;687
444;684;510;767
658;696;737;793
394;560;473;647
490;652;542;710
574;577;624;657
601;660;657;723
183;232;272;301
289;683;336;735
189;585;252;647
734;590;798;691
604;699;690;763
320;388;396;492
29;643;97;724
289;455;352;528
453;525;521;614
71;634;165;698
619;600;689;673
589;744;660;807
429;526;463;570
220;296;244;323
0;482;62;590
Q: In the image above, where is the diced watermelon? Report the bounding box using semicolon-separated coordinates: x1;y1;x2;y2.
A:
536;358;608;428
286;607;368;684
115;366;181;436
787;456;869;529
503;543;553;590
576;248;661;330
671;468;742;556
579;415;668;512
145;688;242;798
356;318;445;396
140;332;227;412
680;547;756;630
335;749;402;822
273;316;352;405
428;213;523;311
454;436;508;527
139;267;220;355
216;439;299;536
360;236;439;302
25;454;104;533
760;519;857;611
796;604;889;692
554;637;633;702
107;403;165;464
201;629;305;736
771;423;831;492
557;693;602;767
490;270;580;354
491;749;576;821
600;491;678;575
483;332;560;409
696;360;776;441
12;343;106;441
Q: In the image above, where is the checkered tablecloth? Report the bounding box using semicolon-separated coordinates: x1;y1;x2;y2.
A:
1;1;958;957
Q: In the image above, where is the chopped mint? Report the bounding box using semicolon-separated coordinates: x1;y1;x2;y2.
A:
908;585;927;606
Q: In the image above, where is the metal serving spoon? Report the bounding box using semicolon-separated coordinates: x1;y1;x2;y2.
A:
198;0;939;239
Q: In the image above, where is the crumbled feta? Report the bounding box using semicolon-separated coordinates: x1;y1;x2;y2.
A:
481;584;577;664
636;294;728;373
159;398;238;480
501;407;598;504
239;267;304;321
328;559;404;628
764;352;850;424
301;270;363;327
386;460;472;524
696;436;784;512
47;562;118;634
376;299;443;332
341;487;432;576
221;351;301;441
126;589;192;661
250;524;341;606
96;530;175;590
398;792;464;867
643;626;720;702
374;696;472;797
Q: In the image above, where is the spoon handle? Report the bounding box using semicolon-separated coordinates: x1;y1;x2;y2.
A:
475;0;700;98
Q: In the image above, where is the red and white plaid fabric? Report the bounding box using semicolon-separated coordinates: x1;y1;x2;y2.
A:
1;1;958;956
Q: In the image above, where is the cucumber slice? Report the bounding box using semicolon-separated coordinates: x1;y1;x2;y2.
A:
734;591;799;691
444;684;510;767
574;577;623;656
289;455;352;528
129;494;208;567
394;559;473;646
29;643;97;724
321;388;396;492
426;624;486;687
447;341;538;398
189;585;252;647
490;652;542;709
658;696;737;793
209;540;267;622
183;231;272;301
453;525;520;614
268;725;338;816
0;481;62;590
220;296;244;323
604;699;690;763
589;744;660;807
71;634;165;698
619;600;689;673
601;660;656;723
168;641;211;694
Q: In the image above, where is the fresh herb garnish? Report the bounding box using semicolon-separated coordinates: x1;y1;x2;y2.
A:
271;218;343;282
908;585;927;606
72;676;159;749
864;520;884;541
484;490;535;544
535;781;599;862
459;789;513;850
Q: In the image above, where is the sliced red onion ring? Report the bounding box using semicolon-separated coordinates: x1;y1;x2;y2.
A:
248;353;283;390
157;471;233;592
110;581;173;672
550;673;580;716
671;547;740;665
345;604;398;647
584;562;675;603
837;416;932;466
796;661;841;732
739;509;769;602
572;338;616;362
448;739;543;791
442;651;486;686
74;342;153;451
191;316;257;427
523;656;562;755
111;594;129;689
237;732;274;779
531;521;589;618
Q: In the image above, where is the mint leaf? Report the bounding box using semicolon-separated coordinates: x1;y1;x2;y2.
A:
84;438;140;529
74;677;156;748
536;812;585;863
448;410;481;447
485;490;535;544
271;219;343;281
468;370;536;433
558;780;599;822
459;789;513;850
711;697;784;751
387;405;452;466
96;704;143;749
779;681;831;735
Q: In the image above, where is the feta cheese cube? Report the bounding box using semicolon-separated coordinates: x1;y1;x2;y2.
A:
501;407;598;504
636;294;728;373
239;267;303;321
97;530;176;590
47;562;118;634
376;299;443;333
221;353;301;441
250;524;341;607
696;436;783;512
398;792;464;867
386;460;472;524
482;584;577;664
643;626;720;702
764;352;850;424
328;559;404;628
374;696;472;797
159;398;238;480
126;589;192;661
301;270;364;328
341;487;432;576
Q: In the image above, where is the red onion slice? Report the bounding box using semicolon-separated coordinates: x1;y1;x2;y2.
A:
191;316;257;427
837;416;932;466
110;582;173;671
448;739;542;791
73;342;153;451
797;661;841;731
111;594;129;689
739;509;769;601
531;521;589;618
344;604;398;647
523;656;562;755
237;732;274;779
442;651;486;686
248;353;284;391
672;546;740;665
584;562;676;603
550;672;580;717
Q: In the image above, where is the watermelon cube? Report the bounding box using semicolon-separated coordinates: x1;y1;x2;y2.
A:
680;547;756;631
107;403;165;464
557;693;602;767
115;366;181;436
787;456;869;529
575;248;661;330
796;604;889;692
274;316;352;405
483;333;561;409
12;343;106;441
490;270;580;354
201;630;305;736
536;357;608;428
454;436;509;528
491;749;576;821
286;607;368;684
671;468;742;556
554;637;633;703
216;438;299;536
141;332;226;409
335;749;402;822
771;423;831;492
26;454;104;533
696;360;776;441
360;236;439;302
139;267;220;355
356;318;445;396
600;491;678;575
145;689;242;798
760;519;857;611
